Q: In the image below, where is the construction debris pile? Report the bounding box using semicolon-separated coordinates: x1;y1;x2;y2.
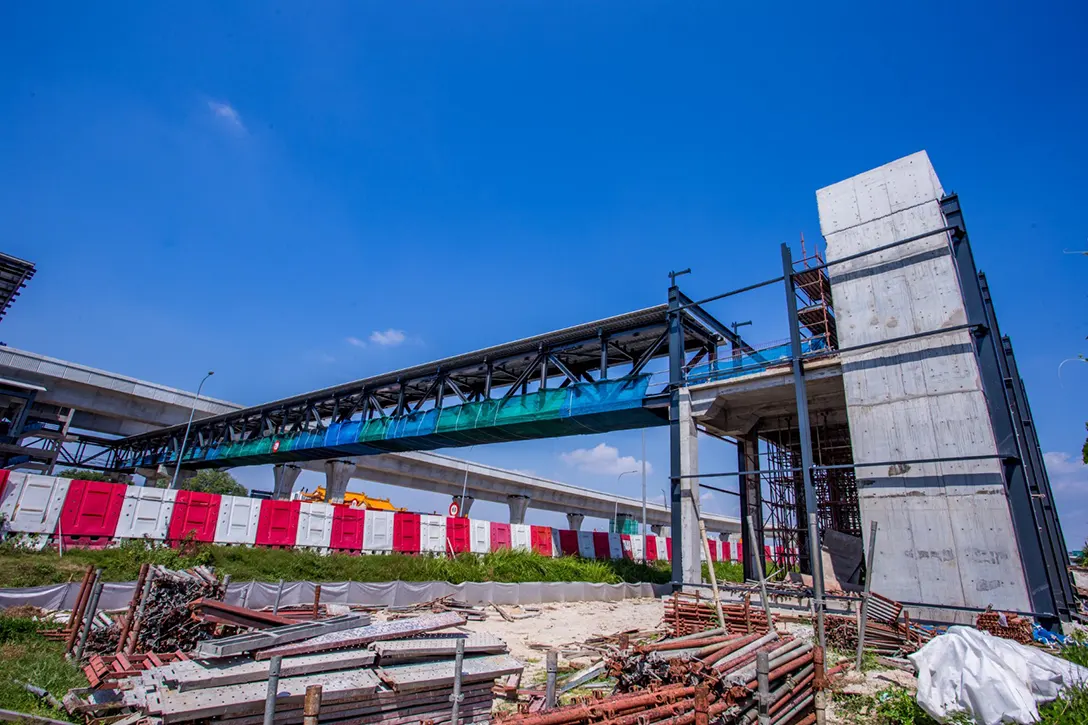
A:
67;610;521;724
975;607;1034;645
497;622;828;725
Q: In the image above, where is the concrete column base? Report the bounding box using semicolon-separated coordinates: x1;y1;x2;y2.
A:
507;494;530;525
324;460;355;503
273;464;302;500
566;513;585;530
452;495;474;517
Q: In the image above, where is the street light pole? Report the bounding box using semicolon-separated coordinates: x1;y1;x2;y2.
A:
616;470;638;532
170;371;214;490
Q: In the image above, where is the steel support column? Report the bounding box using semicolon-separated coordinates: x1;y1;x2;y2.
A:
667;281;686;587
737;429;764;582
781;243;818;574
944;194;1064;623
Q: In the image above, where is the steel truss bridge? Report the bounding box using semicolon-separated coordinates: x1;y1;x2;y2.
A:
89;297;754;473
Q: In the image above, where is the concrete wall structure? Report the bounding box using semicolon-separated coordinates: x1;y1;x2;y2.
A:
816;151;1031;614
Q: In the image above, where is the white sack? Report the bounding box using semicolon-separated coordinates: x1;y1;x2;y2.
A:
909;625;1088;724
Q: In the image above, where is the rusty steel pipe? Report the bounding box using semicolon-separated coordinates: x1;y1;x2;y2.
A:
116;563;150;654
504;685;695;725
768;671;815;717
64;566;95;654
639;634;737;653
698;632;763;663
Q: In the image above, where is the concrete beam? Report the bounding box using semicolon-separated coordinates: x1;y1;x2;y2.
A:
507;494;530;525
323;460;355;503
679;388;702;585
272;464;302;501
566;513;585;531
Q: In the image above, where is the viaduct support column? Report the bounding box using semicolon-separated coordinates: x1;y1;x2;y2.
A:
566;514;585;531
507;495;530;525
272;464;302;500
323;460;355;503
650;524;665;536
452;495;474;517
677;388;702;586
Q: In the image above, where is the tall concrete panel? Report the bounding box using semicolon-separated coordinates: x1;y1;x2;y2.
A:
816;151;1030;616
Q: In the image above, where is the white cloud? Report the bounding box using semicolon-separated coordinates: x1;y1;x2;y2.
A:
1044;451;1087;492
370;329;407;347
560;443;652;477
345;336;367;348
208;100;246;133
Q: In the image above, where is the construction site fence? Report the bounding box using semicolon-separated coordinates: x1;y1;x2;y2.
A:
0;578;671;612
0;470;792;562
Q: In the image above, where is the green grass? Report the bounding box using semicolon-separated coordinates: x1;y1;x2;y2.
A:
0;538;744;586
0;614;85;721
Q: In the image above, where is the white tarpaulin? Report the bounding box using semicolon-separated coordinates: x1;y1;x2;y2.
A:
910;626;1088;725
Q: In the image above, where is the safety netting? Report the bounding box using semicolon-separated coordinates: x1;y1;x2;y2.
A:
686;338;828;386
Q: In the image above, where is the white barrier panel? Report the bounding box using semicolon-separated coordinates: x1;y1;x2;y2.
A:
628;534;644;561
510;523;532;552
577;530;596;559
296;503;334;549
116;486;177;540
363;510;394;552
214;495;261;545
608;532;623;559
469;519;491;554
0;473;70;537
551;529;562;558
419;514;446;554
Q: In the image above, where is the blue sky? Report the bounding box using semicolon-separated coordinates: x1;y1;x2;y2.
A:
2;3;1087;540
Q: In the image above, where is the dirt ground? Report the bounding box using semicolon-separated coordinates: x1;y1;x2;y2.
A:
460;598;665;682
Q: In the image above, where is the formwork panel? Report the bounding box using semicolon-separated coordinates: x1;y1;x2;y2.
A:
490;522;511;551
168;490;220;543
214;495;261;545
577;530;596;558
419;514;446;554
296;502;334;549
363;510;394;552
255;500;301;547
510;523;532;552
470;519;491;554
58;479;126;547
330;506;366;551
117;486;177;541
0;473;70;537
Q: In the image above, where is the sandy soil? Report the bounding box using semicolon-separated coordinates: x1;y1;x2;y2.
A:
460;598;665;682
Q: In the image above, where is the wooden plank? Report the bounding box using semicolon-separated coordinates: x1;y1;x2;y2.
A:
154;668;382;723
254;612;465;660
193;614;370;658
378;654;523;693
163;649;377;691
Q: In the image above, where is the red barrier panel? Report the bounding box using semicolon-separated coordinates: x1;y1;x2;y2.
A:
666;537;673;560
592;531;611;559
736;542;743;564
620;534;633;560
330;506;366;551
446;517;470;554
530;526;553;556
645;536;658;561
558;529;579;556
708;538;719;562
58;479;126;548
0;469;10;502
393;512;421;553
168;490;221;543
490;522;511;551
255;500;300;547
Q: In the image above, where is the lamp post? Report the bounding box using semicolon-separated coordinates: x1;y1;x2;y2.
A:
616;470;638;533
171;371;214;490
